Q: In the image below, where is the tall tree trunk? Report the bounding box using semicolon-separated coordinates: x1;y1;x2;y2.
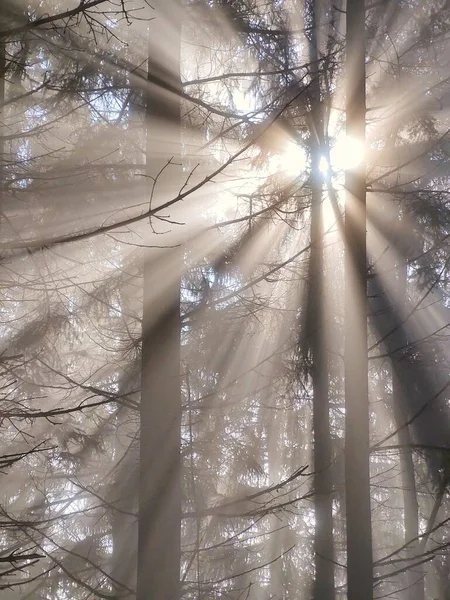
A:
307;2;334;598
267;410;284;597
0;20;5;222
111;399;139;598
393;252;424;600
137;2;182;599
111;282;140;597
344;1;373;598
393;386;424;600
111;452;138;599
311;190;334;600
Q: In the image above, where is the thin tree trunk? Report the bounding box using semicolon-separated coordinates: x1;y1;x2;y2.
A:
268;411;284;597
420;475;449;555
307;2;334;597
111;401;138;598
421;474;449;600
344;1;373;598
111;458;138;599
0;23;5;222
311;194;334;600
137;2;182;598
393;254;424;600
394;397;424;600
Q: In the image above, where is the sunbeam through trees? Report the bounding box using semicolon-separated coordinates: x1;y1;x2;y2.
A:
0;0;449;599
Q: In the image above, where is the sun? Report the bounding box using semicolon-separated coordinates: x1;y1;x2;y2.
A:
319;135;365;174
279;134;364;180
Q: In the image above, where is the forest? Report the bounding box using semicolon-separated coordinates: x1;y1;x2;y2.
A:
0;0;449;598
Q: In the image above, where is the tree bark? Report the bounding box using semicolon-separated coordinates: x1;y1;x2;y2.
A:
311;194;334;600
307;2;334;598
344;1;373;598
0;18;5;221
137;2;182;599
393;387;424;600
138;296;181;600
393;254;424;600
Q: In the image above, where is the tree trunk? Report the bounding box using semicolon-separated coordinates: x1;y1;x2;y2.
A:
267;410;284;597
0;20;5;221
393;388;424;600
111;461;138;599
344;1;373;598
137;2;182;599
111;399;139;598
138;225;182;600
311;197;334;600
393;254;424;600
307;2;334;597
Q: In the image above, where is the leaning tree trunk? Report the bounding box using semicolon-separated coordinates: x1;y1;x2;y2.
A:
307;1;334;598
137;2;182;599
344;1;373;598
